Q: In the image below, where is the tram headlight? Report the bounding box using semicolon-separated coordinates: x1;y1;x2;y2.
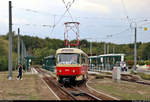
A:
72;70;75;73
59;70;62;73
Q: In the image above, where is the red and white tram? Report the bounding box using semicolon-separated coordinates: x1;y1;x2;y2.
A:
56;48;88;84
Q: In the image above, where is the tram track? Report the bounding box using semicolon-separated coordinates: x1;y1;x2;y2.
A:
34;66;150;100
34;66;118;100
35;66;75;100
91;72;150;86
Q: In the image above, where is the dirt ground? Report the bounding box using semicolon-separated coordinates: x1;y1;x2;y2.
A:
0;71;57;100
88;77;150;100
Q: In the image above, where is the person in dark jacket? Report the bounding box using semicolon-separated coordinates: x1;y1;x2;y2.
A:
17;64;23;80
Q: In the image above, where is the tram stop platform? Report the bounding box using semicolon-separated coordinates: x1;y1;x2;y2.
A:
0;70;58;100
88;70;131;75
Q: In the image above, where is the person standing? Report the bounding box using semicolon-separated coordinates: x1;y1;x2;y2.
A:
17;64;23;80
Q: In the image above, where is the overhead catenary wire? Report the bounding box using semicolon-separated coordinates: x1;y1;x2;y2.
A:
13;23;54;28
62;0;75;21
11;1;149;45
13;6;62;17
107;28;130;37
80;27;131;44
50;0;75;35
13;6;142;22
121;0;132;24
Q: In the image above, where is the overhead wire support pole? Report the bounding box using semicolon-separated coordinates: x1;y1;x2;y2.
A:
130;22;137;71
22;40;24;65
90;40;92;56
107;43;109;54
8;1;12;80
134;26;137;71
17;28;20;65
104;42;106;54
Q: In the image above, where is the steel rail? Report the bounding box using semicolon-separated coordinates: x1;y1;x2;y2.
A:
35;67;78;100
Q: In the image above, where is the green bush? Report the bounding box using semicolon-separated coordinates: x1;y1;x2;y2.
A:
138;73;150;80
0;56;8;71
144;60;150;65
130;70;137;75
137;60;150;65
137;61;145;65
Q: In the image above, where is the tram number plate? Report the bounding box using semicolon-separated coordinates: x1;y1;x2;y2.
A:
65;69;70;71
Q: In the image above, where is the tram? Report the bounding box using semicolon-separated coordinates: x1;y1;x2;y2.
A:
56;48;88;84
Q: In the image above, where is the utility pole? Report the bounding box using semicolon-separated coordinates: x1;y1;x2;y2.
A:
17;28;20;65
22;40;24;65
107;43;109;54
113;47;115;53
8;1;12;80
90;40;92;56
134;27;137;71
104;43;106;54
23;43;27;72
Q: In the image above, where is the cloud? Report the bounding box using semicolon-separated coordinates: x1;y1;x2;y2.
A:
0;17;8;24
0;0;150;43
72;0;110;14
112;0;150;17
13;18;29;24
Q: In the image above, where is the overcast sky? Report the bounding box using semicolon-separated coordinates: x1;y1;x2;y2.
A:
0;0;150;44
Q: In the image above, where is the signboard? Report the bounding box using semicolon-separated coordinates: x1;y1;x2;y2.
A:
144;27;148;31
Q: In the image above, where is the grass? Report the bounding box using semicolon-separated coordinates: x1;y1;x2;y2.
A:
130;70;137;75
88;78;150;100
95;74;104;79
29;95;40;100
0;71;57;100
138;73;150;80
130;70;150;80
103;72;112;75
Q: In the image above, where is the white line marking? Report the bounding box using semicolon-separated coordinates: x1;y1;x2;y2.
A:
32;68;38;74
41;78;60;100
35;67;60;100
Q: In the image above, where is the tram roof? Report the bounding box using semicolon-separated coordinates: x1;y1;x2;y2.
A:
56;48;88;56
44;55;55;59
88;56;98;58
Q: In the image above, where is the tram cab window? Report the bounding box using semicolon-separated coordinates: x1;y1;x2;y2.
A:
57;53;80;64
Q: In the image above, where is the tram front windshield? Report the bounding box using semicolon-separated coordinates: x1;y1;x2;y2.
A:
57;53;80;64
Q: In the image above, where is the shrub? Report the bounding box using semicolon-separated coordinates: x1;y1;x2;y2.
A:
144;60;150;65
130;70;137;75
137;61;145;65
138;73;150;80
127;60;134;67
0;56;8;71
137;60;150;65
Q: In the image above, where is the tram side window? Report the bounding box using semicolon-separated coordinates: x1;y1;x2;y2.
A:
85;56;88;64
81;54;86;64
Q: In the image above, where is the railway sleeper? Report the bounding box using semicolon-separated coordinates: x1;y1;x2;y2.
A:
71;91;86;96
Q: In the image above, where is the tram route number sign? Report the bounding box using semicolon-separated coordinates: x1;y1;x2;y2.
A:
61;49;74;52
